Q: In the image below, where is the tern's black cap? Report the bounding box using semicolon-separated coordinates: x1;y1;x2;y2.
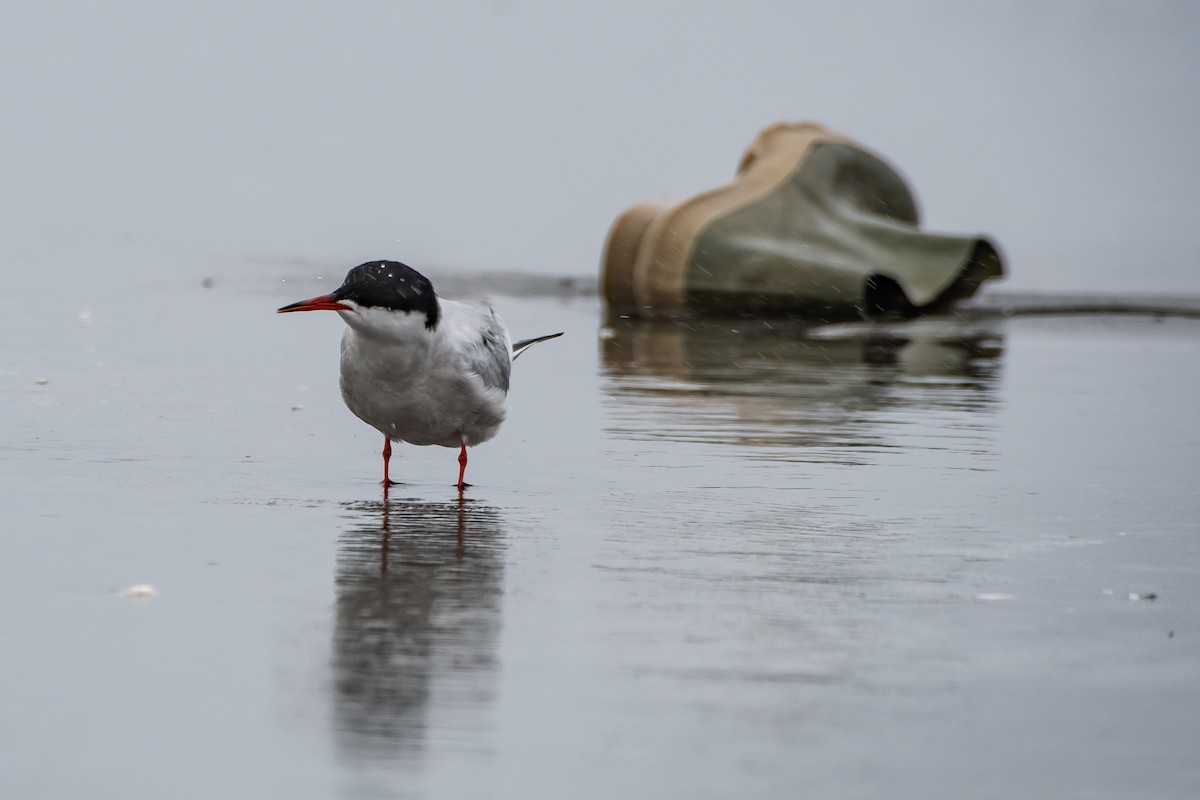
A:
332;260;440;330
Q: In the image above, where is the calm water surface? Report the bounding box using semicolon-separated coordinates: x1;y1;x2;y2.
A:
1;274;1198;799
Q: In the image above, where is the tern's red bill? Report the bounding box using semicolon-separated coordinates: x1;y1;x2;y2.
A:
276;294;351;313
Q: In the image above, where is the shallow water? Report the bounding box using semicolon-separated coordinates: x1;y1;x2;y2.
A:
2;273;1198;799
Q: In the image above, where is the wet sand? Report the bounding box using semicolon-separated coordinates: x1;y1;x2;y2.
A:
2;271;1198;799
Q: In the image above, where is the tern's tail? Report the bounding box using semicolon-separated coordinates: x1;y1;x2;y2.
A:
512;331;564;360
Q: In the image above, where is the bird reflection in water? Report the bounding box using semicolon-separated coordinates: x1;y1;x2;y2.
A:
332;495;505;766
601;314;1004;459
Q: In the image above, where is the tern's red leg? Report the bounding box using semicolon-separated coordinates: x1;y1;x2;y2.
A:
456;444;468;490
382;437;397;487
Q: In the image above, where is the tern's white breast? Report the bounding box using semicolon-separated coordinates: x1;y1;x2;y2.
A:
336;303;510;448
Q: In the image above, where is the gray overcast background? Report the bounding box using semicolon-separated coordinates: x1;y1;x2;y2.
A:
3;1;1198;294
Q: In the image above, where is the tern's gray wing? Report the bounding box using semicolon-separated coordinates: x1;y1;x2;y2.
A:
460;308;512;393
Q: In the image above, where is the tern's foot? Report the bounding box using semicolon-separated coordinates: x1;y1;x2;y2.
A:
381;479;401;487
454;482;473;490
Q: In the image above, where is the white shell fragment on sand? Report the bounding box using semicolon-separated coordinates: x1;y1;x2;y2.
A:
118;584;159;599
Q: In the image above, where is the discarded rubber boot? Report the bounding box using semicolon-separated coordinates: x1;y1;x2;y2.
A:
602;122;1004;321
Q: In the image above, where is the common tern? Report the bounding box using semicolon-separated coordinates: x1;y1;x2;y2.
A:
278;260;562;490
